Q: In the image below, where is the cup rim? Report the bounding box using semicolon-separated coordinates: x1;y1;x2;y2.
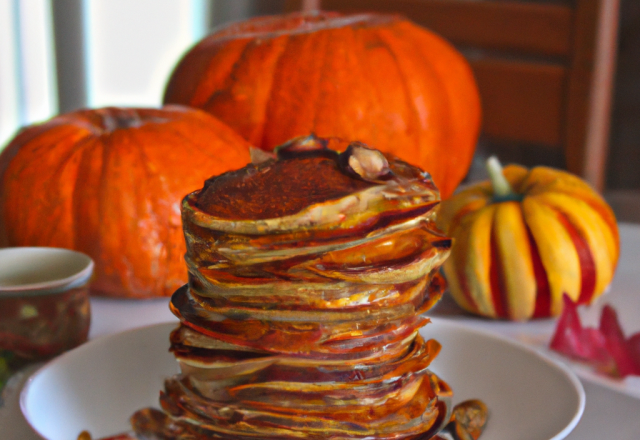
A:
0;247;94;297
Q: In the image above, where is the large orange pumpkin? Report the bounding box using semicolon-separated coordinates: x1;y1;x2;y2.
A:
436;158;620;321
0;106;251;298
163;11;481;198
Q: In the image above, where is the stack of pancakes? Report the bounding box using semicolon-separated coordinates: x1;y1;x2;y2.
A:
131;136;453;439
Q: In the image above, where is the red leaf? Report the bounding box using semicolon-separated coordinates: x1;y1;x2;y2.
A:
599;306;640;376
549;295;613;370
549;294;640;377
628;333;640;373
549;294;581;356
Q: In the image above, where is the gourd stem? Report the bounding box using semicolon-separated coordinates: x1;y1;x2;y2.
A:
486;156;514;198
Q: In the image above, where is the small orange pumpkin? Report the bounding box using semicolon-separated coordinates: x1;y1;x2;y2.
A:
163;11;481;198
0;106;251;298
436;158;620;320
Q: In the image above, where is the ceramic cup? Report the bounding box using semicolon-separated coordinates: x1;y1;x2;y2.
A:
0;247;94;361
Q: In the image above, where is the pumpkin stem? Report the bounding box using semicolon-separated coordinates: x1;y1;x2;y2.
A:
486;156;515;200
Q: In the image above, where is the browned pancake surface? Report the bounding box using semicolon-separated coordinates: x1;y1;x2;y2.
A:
195;156;375;220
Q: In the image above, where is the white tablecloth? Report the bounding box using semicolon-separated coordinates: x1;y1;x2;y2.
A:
3;224;640;439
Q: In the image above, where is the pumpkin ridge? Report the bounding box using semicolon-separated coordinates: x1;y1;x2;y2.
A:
0;124;54;182
15;125;89;178
262;30;329;149
401;27;458;193
95;133;117;294
195;41;249;108
417;28;479;192
108;130;149;296
528;225;552;318
377;24;452;195
352;27;383;143
443;226;474;314
62;135;97;250
146;123;226;294
374;27;422;163
52;131;95;180
30;125;81;159
308;28;342;144
544;184;617;231
489;217;507;319
450;199;486;233
205;40;251;91
304;30;331;142
530;192;612;303
251;35;290;150
454;213;488;316
344;26;388;142
571;195;620;255
203;38;254;106
229;35;292;147
5;127;76;246
524;169;616;236
68;137;102;283
11;128;91;216
552;208;597;305
132;128;170;292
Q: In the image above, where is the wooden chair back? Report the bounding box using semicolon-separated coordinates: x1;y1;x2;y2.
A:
286;0;620;191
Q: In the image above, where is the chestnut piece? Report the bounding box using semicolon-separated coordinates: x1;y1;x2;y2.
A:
339;142;392;182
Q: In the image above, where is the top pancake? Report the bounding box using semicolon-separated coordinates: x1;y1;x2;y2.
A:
195;155;374;220
192;136;437;222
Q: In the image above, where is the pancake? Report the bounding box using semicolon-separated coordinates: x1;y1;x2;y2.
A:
130;136;453;439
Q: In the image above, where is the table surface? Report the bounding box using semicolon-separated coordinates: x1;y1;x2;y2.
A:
3;223;640;440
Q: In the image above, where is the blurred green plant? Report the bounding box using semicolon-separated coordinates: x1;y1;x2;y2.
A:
0;350;15;401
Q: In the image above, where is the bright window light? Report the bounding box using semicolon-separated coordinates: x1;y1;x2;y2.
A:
0;0;57;149
84;0;208;108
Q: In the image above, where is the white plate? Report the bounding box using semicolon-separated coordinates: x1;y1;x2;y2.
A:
20;318;585;440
